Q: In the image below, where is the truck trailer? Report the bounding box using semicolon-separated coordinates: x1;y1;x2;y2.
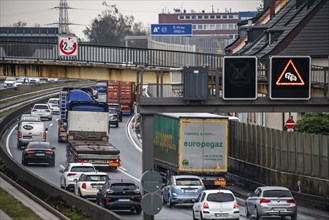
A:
153;113;229;188
106;80;135;115
65;102;120;169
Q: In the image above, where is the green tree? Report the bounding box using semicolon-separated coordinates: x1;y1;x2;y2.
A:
83;2;147;47
295;113;329;135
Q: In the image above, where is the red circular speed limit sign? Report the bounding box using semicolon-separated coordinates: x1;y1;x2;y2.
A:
286;119;295;129
58;35;78;56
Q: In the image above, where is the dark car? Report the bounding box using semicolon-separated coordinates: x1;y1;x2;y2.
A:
95;82;107;93
22;142;56;167
109;108;119;128
108;103;122;122
96;179;142;214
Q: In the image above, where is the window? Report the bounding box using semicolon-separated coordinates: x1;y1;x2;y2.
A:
192;25;196;30
175;178;202;186
204;15;209;19
223;15;228;19
210;24;215;30
191;15;196;19
185;15;190;19
210;15;215;19
222;24;228;30
198;15;203;19
216;24;222;30
179;15;184;20
233;15;238;19
263;190;292;198
198;24;203;30
228;24;234;30
204;24;210;30
229;15;233;19
207;193;234;202
216;15;221;19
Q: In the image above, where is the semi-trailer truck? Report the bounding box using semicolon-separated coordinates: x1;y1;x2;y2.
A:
153;113;229;188
65;101;120;169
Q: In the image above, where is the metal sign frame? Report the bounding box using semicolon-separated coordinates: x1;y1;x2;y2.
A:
222;56;258;100
270;56;311;100
58;34;78;57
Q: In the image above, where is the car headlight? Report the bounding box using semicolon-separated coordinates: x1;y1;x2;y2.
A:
172;193;177;196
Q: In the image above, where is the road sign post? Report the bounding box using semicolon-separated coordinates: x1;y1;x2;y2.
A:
223;56;258;100
270;56;311;100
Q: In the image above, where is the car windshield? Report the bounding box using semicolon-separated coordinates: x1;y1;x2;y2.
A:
263;190;292;197
109;109;117;113
6;78;16;81
28;144;51;149
49;100;59;104
110;183;136;190
21;115;40;121
85;175;109;181
71;166;95;172
34;105;48;109
207;193;234;202
176;178;202;186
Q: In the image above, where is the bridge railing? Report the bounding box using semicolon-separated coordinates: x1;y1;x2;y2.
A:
0;41;223;69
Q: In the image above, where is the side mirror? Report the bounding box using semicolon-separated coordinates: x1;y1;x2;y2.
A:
45;128;48;131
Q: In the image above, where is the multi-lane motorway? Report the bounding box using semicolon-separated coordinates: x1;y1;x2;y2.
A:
4;93;324;220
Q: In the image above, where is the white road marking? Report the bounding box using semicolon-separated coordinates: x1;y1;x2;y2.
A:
50;123;53;127
118;167;140;183
119;166;127;171
126;115;142;153
6;125;17;157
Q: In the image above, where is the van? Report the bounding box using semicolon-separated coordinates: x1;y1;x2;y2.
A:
16;121;48;149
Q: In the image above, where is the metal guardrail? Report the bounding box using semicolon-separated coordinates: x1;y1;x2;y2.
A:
0;98;122;220
0;41;222;70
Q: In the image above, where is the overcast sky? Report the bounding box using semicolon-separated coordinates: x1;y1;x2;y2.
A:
0;0;262;39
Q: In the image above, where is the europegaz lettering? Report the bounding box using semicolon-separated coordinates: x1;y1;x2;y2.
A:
184;141;223;149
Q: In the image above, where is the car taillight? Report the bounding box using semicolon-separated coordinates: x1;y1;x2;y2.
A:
82;183;86;189
105;199;109;204
234;202;238;209
26;150;35;154
78;159;89;163
260;198;271;203
287;199;296;204
67;173;76;176
203;202;209;209
137;196;142;203
19;131;22;138
43;132;47;139
45;151;54;155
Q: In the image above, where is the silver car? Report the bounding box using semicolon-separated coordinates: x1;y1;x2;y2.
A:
245;186;297;220
162;175;205;208
47;98;60;115
31;103;52;121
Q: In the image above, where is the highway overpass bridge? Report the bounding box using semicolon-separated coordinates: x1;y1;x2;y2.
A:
0;41;328;97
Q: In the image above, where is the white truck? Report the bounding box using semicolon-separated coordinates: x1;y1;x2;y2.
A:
153;113;229;188
66;110;120;170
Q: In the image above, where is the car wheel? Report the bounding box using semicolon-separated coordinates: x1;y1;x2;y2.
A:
116;122;119;128
162;194;166;205
135;206;141;215
17;142;21;149
200;213;204;220
255;206;260;220
22;159;27;166
78;189;84;198
245;205;250;218
49;160;55;167
291;214;297;220
167;196;173;208
192;210;197;220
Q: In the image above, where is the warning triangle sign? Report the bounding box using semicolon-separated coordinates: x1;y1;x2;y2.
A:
275;59;305;86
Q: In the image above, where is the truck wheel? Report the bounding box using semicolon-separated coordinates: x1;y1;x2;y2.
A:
116;122;119;128
135;206;141;215
22;159;27;166
167;196;173;208
49;160;55;167
17;142;21;149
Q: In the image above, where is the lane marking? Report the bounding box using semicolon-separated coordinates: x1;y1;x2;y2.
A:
6;125;17;157
50;123;53;127
126;115;142;153
120;166;127;171
118;167;140;183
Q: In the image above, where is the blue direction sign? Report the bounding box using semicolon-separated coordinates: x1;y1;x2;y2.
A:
151;24;192;36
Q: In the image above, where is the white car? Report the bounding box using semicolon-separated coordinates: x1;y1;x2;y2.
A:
73;172;109;198
31;103;52;121
29;77;40;84
47;98;60;115
47;78;59;82
16;77;30;86
192;189;240;220
4;77;17;87
59;163;96;191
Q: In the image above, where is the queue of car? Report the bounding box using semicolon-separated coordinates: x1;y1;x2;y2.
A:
2;77;59;89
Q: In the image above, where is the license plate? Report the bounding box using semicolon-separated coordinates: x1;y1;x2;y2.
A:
118;199;130;202
109;163;118;167
184;189;196;193
273;208;286;212
214;180;226;186
23;136;32;139
215;213;228;217
36;153;45;156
